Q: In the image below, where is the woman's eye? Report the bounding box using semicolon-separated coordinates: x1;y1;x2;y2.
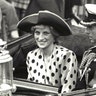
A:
43;31;50;35
35;31;40;35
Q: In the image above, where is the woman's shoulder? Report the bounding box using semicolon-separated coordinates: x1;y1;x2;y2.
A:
27;48;40;56
55;44;74;54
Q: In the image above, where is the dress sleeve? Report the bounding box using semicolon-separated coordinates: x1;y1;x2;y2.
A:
26;52;33;80
61;51;78;93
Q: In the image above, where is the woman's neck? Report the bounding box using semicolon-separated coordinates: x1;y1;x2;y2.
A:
42;43;55;57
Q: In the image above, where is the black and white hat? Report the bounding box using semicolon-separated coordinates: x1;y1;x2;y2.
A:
17;10;72;36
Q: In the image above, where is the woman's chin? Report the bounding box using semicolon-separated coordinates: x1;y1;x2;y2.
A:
38;45;46;49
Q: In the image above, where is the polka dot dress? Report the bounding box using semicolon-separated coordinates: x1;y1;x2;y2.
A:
26;44;77;93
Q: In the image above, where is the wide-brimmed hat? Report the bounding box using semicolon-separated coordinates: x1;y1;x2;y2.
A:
17;10;72;36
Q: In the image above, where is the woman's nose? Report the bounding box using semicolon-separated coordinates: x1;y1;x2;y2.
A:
38;34;44;40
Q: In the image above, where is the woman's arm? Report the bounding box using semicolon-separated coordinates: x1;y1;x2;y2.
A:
61;51;78;93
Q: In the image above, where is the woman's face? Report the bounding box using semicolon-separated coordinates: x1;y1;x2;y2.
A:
34;25;54;49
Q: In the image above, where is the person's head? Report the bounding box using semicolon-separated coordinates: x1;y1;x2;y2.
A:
31;24;59;48
17;10;72;48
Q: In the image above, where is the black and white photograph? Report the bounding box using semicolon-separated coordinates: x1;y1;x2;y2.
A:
0;0;96;96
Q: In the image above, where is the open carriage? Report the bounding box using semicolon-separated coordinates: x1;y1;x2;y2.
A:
6;29;95;95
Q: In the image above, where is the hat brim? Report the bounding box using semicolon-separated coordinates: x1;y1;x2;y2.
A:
17;10;72;36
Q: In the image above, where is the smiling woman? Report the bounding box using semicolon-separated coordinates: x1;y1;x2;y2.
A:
33;25;55;50
17;10;78;94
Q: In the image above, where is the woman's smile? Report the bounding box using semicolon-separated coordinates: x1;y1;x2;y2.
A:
37;40;47;46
